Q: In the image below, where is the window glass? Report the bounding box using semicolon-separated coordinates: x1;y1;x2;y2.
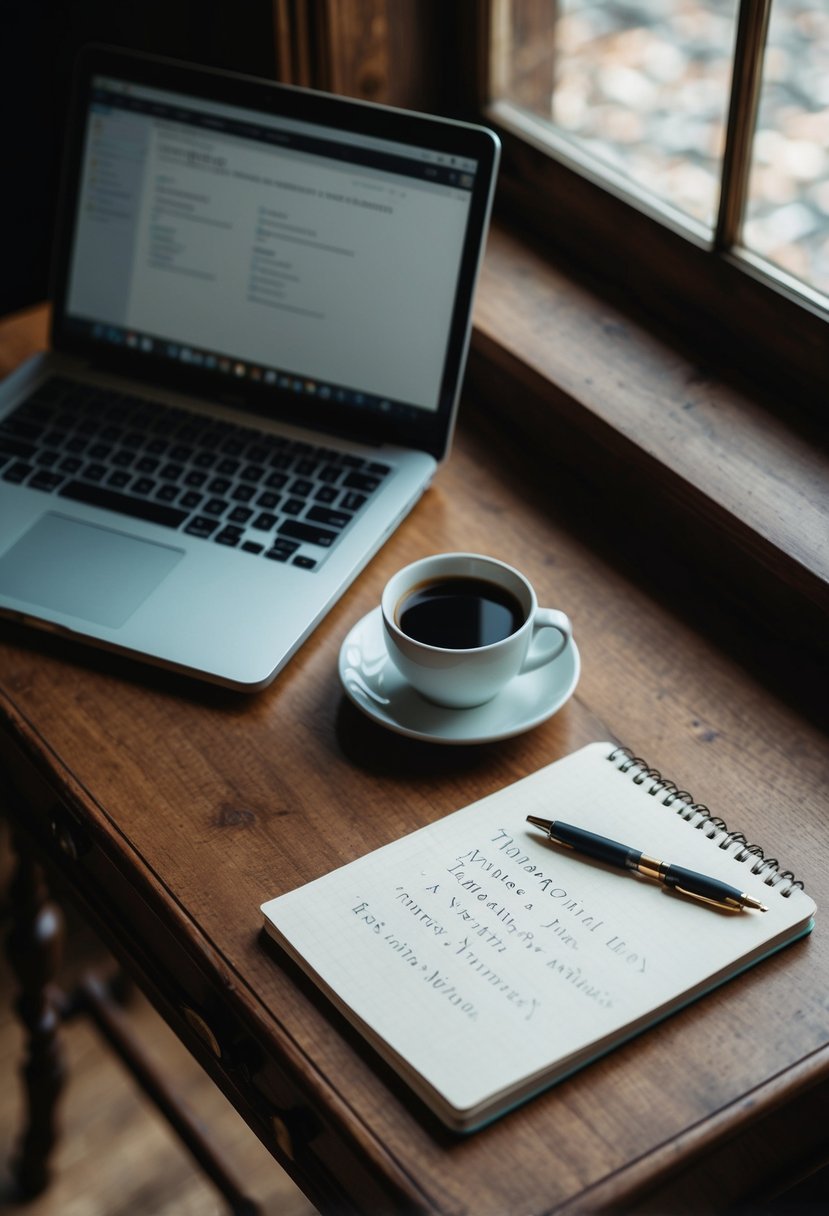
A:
494;0;738;227
744;1;829;295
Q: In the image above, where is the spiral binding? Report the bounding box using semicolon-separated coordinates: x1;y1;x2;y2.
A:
606;746;804;897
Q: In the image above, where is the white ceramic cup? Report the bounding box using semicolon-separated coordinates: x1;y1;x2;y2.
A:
381;553;572;709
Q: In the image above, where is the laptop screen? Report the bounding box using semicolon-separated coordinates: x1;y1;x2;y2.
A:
52;49;499;458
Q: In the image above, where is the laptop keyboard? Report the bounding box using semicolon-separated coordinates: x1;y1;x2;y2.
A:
0;377;391;571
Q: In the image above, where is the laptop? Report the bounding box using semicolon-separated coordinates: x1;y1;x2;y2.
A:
0;46;499;690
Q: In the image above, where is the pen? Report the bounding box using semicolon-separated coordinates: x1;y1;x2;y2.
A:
526;817;768;912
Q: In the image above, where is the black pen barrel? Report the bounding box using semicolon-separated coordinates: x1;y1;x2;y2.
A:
662;864;741;903
551;822;640;870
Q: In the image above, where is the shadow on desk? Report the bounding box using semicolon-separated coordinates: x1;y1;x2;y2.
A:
0;618;251;711
334;695;530;780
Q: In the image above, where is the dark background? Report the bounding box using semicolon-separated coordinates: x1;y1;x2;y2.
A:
0;0;276;318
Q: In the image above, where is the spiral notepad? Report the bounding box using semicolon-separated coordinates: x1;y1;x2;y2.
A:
603;745;808;899
261;741;816;1132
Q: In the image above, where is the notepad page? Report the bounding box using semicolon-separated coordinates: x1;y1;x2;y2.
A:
261;741;816;1127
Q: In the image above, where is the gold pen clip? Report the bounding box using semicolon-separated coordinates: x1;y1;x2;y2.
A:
674;885;742;912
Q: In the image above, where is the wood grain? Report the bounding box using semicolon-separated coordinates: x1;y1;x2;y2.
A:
1;306;827;1214
468;224;829;684
472;225;829;605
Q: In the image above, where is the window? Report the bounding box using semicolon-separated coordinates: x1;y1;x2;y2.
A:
745;1;829;297
271;1;826;409
271;0;821;642
277;0;827;629
480;0;828;408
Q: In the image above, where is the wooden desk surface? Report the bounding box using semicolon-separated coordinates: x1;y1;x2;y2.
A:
2;307;828;1214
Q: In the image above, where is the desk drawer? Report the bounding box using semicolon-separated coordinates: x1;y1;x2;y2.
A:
1;729;418;1216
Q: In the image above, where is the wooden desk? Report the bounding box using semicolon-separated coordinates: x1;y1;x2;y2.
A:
2;306;828;1214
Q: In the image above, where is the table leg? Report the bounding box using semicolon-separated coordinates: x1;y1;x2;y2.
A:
5;830;66;1197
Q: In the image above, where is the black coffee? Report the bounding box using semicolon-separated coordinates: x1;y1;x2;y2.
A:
397;577;525;649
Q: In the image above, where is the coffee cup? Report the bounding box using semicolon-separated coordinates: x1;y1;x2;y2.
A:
381;553;572;709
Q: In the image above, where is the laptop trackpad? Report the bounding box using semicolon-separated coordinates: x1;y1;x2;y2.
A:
0;513;185;628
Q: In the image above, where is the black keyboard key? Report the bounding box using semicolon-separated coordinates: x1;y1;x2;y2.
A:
131;477;156;496
367;461;391;476
59;456;83;474
175;424;201;445
241;464;265;481
340;490;366;512
241;541;264;554
180;490;203;510
252;511;278;531
215;526;243;546
229;506;254;524
184;470;207;488
283;497;303;515
231;483;256;503
208;476;232;495
203;497;229;516
82;462;107;481
343;471;382;493
1;416;41;440
307;506;352;530
160;461;184;480
157;483;181;503
29;469;64;492
265;471;288;489
256;491;281;510
314;485;338;504
42;428;68;447
290;477;314;497
135;455;159;474
265;538;299;560
107;470;131;489
292;555;317;569
59;480;188;527
184;515;219;538
0;435;36;460
278;519;337;547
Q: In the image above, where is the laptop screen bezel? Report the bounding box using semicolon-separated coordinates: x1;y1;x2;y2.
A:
49;45;500;461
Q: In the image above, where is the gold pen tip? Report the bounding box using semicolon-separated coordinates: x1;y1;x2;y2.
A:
743;895;768;912
526;815;551;831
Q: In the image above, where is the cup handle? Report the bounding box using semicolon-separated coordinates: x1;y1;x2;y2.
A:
520;609;572;673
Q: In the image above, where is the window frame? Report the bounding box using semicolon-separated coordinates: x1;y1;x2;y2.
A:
453;0;828;415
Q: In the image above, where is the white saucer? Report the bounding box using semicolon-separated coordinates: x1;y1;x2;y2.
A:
338;607;580;745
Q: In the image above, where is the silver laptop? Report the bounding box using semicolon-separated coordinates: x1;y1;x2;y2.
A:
0;46;499;690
